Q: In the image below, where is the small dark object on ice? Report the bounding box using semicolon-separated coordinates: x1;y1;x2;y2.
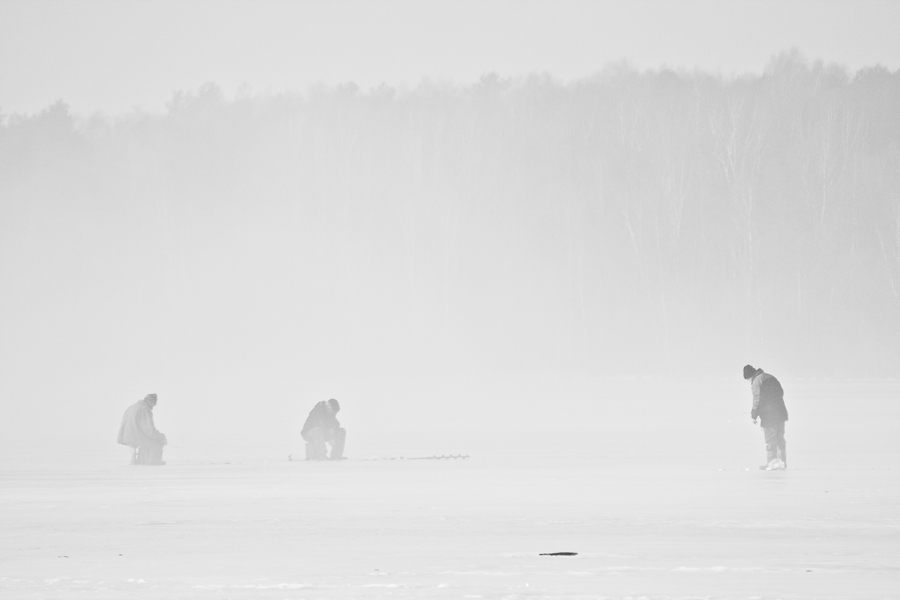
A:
540;552;578;556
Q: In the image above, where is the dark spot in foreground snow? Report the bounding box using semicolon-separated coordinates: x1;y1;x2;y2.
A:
540;552;577;556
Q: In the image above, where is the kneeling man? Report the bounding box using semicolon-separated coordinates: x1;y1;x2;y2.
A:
302;398;345;460
118;393;168;465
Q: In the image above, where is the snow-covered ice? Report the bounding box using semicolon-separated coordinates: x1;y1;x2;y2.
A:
2;380;898;598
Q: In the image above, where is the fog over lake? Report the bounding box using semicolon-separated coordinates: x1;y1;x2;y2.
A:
1;2;899;598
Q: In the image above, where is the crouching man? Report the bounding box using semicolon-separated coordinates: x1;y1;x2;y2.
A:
117;393;168;465
301;398;345;460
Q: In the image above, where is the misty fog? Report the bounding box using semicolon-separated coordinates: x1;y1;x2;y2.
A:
2;52;899;458
3;1;900;597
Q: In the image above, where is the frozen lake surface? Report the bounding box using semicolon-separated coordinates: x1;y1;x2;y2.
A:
2;380;899;598
3;456;898;598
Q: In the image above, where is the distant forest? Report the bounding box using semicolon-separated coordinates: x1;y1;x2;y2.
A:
2;51;899;377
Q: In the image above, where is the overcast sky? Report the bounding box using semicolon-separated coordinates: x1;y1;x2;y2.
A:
1;0;898;117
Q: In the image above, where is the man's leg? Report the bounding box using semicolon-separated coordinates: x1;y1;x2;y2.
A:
138;444;165;465
777;421;787;467
147;444;165;465
763;425;779;464
327;427;346;460
304;428;328;460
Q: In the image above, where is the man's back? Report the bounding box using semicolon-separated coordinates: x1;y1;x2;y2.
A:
117;400;162;447
756;374;789;424
301;401;340;438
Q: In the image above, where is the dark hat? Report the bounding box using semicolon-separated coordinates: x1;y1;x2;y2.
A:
328;398;340;411
742;365;756;379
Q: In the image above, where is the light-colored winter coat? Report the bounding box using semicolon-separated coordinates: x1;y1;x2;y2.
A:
117;398;166;448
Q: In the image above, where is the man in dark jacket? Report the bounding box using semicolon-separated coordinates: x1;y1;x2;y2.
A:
743;365;789;470
301;398;346;460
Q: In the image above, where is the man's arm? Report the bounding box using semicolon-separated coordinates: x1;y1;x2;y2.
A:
750;375;763;421
324;414;340;431
301;406;319;436
138;408;166;444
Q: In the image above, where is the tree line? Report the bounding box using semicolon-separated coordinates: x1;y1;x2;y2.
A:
2;50;898;377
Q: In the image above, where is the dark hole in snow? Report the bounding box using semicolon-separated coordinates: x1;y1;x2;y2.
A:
539;552;577;556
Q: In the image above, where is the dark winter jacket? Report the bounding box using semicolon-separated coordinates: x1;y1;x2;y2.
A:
301;401;341;440
750;371;789;427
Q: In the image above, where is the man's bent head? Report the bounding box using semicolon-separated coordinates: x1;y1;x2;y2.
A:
742;365;757;380
145;393;158;407
327;398;340;414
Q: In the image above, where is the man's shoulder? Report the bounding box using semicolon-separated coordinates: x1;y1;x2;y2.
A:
761;373;781;385
759;374;784;396
127;400;151;414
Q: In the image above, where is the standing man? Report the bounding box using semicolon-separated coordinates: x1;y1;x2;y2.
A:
743;365;789;470
301;398;346;460
117;393;168;465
